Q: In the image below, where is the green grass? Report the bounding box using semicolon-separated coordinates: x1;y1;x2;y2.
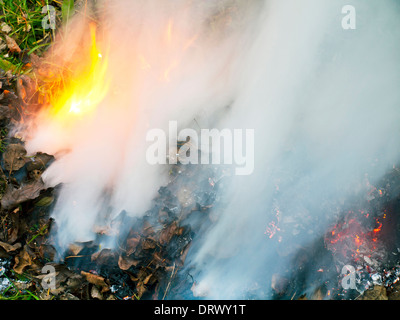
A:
0;0;72;74
1;0;56;51
27;223;49;244
0;288;40;300
0;271;40;300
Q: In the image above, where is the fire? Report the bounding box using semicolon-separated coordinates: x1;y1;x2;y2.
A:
373;222;383;234
160;19;198;82
49;23;110;122
326;209;388;263
42;18;198;121
265;206;281;239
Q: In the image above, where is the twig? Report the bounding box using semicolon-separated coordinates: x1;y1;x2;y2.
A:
162;262;176;300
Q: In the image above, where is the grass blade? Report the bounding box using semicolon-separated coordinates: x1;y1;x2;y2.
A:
62;0;75;26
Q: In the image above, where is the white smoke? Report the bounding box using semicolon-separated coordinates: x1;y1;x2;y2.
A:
25;0;254;247
23;0;400;298
187;0;400;298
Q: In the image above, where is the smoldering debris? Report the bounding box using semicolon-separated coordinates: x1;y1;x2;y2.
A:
1;0;400;300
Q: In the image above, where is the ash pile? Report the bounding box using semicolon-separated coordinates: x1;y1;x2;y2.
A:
0;118;227;300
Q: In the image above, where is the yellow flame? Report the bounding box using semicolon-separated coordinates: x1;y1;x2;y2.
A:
50;23;110;121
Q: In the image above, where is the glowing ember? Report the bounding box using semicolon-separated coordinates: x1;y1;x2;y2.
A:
265;206;281;239
325;208;388;267
265;221;280;239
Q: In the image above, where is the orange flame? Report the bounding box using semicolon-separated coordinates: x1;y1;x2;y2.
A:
49;23;110;121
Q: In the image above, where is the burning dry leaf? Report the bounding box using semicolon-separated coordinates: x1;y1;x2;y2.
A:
16;78;26;101
16;75;37;103
3;143;27;172
5;35;21;53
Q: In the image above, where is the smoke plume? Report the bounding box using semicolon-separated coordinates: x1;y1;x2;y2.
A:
23;0;400;298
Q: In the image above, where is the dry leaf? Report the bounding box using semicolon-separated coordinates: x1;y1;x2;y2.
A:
26;152;53;172
13;245;33;274
1;22;12;34
3;144;27;172
126;235;140;255
143;273;153;285
159;222;178;245
81;271;109;292
118;254;139;271
141;238;156;250
1;179;46;210
136;281;147;299
358;285;388;300
0;241;21;252
5;35;21;53
91;248;117;265
68;243;84;256
91;286;103;300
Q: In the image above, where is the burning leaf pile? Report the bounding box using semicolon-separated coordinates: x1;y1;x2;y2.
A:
1;59;400;299
323;170;400;299
0;61;223;298
1;0;400;302
58;163;223;300
262;165;400;300
0;9;226;301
